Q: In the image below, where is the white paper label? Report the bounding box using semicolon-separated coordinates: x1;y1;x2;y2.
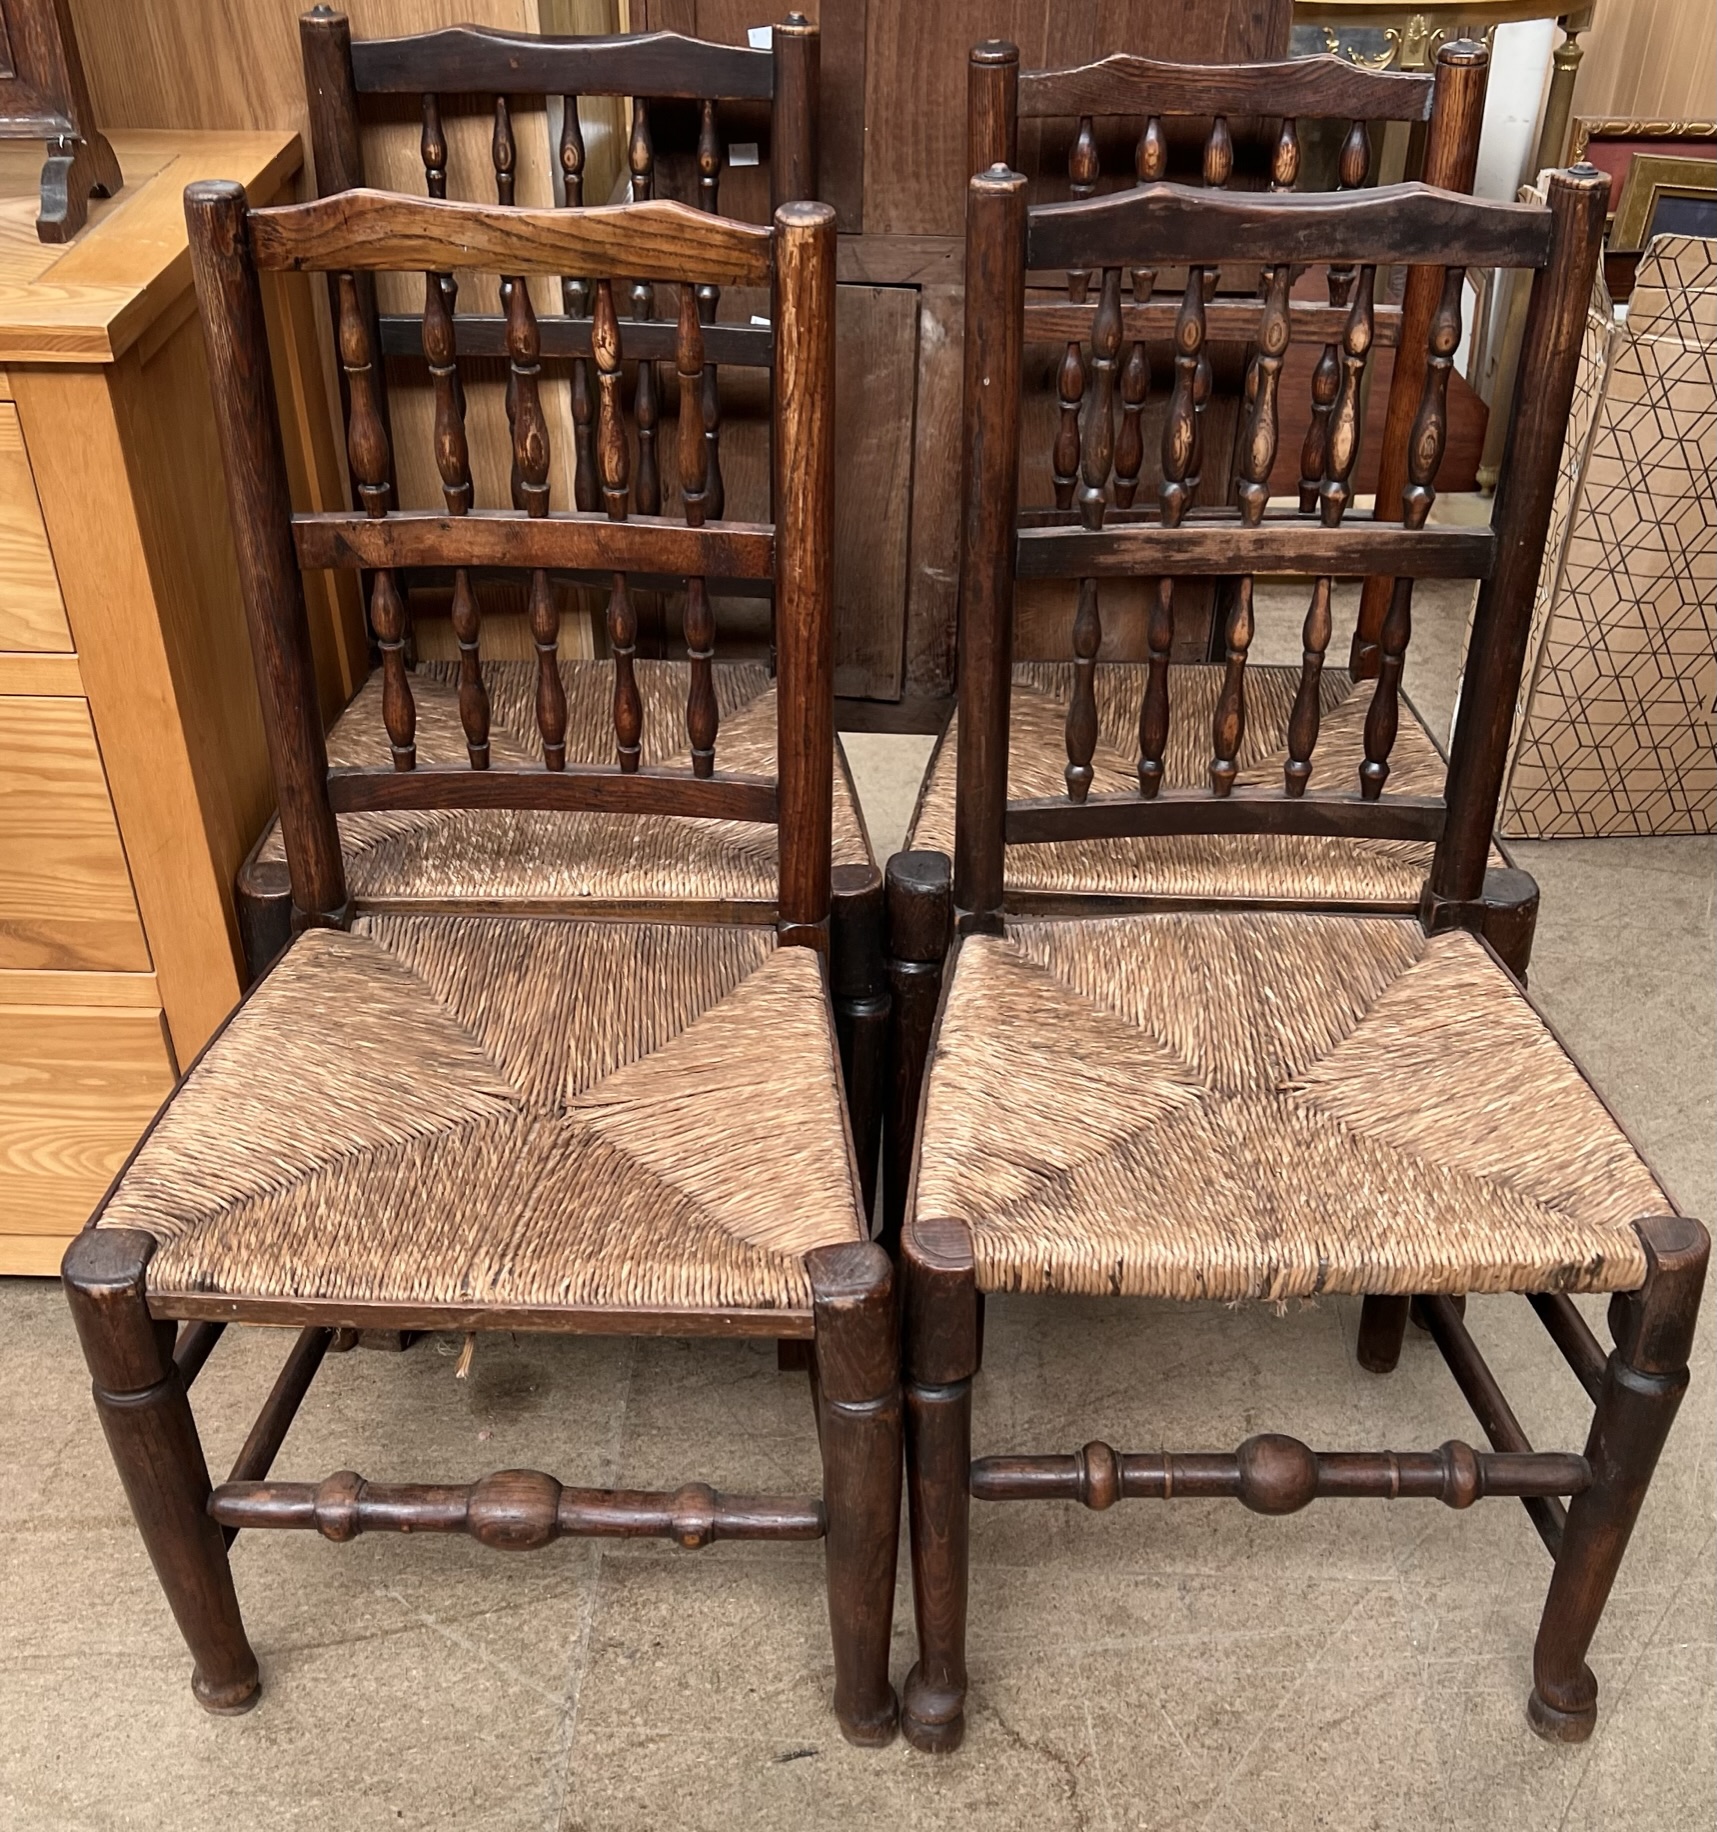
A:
729;142;760;167
747;25;773;48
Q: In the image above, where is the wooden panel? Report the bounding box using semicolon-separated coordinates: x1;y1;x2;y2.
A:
1570;0;1717;124
0;403;69;651
833;284;915;699
0;1234;79;1276
0;1003;175;1245
903;284;963;699
0;652;82;693
0;698;151;973
0;968;161;1006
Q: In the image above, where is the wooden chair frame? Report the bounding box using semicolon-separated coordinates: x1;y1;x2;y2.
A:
965;36;1488;676
892;162;1708;1755
64;181;904;1749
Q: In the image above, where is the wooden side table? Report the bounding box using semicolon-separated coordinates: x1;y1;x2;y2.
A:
0;128;360;1273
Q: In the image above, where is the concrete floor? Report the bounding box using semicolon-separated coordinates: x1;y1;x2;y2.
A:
2;612;1712;1829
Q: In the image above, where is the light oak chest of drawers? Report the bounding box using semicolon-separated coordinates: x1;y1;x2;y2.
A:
0;130;359;1273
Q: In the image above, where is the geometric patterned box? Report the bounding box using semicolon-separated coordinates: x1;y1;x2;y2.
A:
1491;236;1716;838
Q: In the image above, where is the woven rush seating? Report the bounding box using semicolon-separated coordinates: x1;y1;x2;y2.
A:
912;910;1665;1302
253;659;873;909
906;663;1483;905
98;916;862;1316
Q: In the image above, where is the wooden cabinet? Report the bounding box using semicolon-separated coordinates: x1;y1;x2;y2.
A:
0;130;359;1274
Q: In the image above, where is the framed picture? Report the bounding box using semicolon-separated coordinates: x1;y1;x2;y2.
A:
1612;154;1717;252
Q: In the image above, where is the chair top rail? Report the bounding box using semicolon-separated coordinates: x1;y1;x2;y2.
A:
248;189;774;286
1024;179;1553;273
348;26;776;102
1018;51;1435;123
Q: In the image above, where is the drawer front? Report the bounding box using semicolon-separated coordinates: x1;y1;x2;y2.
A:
0;403;72;652
0;1003;176;1245
0;696;153;972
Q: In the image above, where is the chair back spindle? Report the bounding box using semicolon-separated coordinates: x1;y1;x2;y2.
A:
951;161;1609;937
187;182;838;946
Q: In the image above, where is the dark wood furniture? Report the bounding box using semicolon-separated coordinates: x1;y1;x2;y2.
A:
964;36;1490;673
892;160;1707;1755
0;0;121;240
236;11;885;1206
640;0;1296;719
64;181;903;1748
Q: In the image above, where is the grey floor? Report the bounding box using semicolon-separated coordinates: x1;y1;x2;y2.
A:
3;593;1713;1830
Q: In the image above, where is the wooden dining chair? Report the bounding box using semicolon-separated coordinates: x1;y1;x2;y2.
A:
237;12;885;1206
894;161;1706;1754
884;39;1511;1237
62;180;902;1748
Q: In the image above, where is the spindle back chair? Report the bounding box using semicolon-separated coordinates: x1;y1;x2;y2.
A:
893;162;1707;1758
301;7;818;531
64;182;904;1749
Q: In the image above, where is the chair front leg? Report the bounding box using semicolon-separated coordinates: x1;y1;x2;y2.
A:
901;1217;979;1754
1530;1214;1708;1741
808;1241;901;1747
63;1228;261;1713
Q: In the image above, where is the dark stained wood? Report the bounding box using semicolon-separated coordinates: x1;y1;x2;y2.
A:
900;1213;978;1756
771;14;819;213
327;763;778;823
349;27;775;101
1024;296;1405;348
249;189;774;286
1027;182;1553;276
292;511;773;580
830;863;888;1221
1527;1294;1609;1404
953;168;1026;924
62;1228;260;1714
968;1437;1588;1509
967;39;1019;177
1531;1217;1708;1742
1016;53;1434;124
882;851;953;1251
0;0;124;243
1354;38;1490;676
807;1242;902;1746
379;309;769;370
772;199;837;948
1006;787;1446;845
185;180;347;929
1431;166;1608;909
210;1473;824;1545
1015;519;1494;581
172;1319;226;1389
1356;1296;1412;1374
220;1327;334;1545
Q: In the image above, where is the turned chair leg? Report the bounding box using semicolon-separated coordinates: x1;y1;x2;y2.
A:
62;1229;261;1714
807;1242;901;1748
831;863;889;1223
1529;1215;1708;1742
1357;1295;1412;1372
901;1217;979;1753
882;852;953;1253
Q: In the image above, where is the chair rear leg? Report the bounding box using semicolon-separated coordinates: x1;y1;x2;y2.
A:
1530;1215;1708;1742
882;852;953;1253
808;1242;901;1747
901;1218;978;1753
1357;1294;1412;1372
831;863;889;1223
63;1228;261;1713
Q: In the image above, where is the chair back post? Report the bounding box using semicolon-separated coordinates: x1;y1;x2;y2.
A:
184;180;349;930
968;41;1020;178
1429;162;1608;910
1353;35;1490;677
772;199;838;949
771;14;820;211
953;166;1028;932
299;7;393;512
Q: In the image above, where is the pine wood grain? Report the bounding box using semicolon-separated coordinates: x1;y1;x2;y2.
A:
0;1002;175;1244
0;697;151;973
0;404;70;651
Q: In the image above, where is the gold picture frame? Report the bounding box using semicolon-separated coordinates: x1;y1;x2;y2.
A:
1612;153;1717;252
